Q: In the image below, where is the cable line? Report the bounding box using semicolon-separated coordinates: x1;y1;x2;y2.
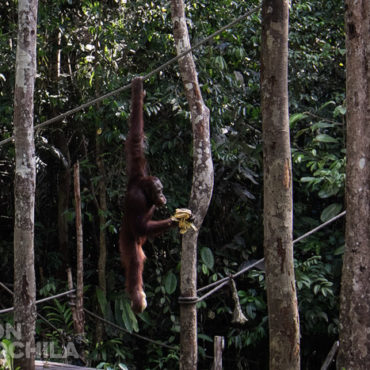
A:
0;5;261;147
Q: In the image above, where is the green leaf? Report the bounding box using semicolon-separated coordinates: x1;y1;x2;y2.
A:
318;100;335;111
318;186;340;198
96;286;108;317
311;121;334;130
320;203;342;222
200;247;214;269
333;105;346;117
128;303;139;332
300;176;316;183
334;244;345;255
314;134;338;143
289;113;308;127
198;333;213;342
164;272;177;295
121;300;133;333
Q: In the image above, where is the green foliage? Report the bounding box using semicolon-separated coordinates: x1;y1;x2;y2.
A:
90;338;131;366
0;0;347;368
164;271;177;295
43;300;73;332
200;247;215;274
0;339;17;370
291;100;346;224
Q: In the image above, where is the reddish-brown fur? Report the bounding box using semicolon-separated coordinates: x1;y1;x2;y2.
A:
119;77;176;313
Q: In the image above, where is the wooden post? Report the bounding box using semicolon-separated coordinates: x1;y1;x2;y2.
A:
212;336;224;370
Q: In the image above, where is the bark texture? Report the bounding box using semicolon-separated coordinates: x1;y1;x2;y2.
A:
95;138;108;342
261;1;300;369
55;131;71;269
337;2;370;369
13;1;38;369
170;1;214;369
73;162;85;336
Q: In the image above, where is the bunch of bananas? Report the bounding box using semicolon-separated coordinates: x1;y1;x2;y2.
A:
171;208;197;234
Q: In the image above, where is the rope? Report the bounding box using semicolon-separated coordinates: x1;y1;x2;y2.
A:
0;283;73;344
84;308;177;350
293;210;346;245
0;209;345;346
0;288;76;314
0;283;176;351
0;5;261;147
187;211;346;303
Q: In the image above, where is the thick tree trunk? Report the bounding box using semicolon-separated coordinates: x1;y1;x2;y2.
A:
337;2;370;369
261;1;300;369
13;1;38;369
170;1;214;369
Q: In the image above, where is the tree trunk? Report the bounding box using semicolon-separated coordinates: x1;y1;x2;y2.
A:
55;131;71;269
73;161;85;336
337;2;370;369
49;26;71;271
170;1;214;369
261;1;300;369
95;137;108;342
13;1;38;369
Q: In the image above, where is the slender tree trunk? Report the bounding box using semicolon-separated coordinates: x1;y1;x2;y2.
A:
261;1;300;369
170;1;214;369
96;139;107;297
74;161;85;336
13;1;38;369
56;131;71;268
49;26;72;270
95;137;108;341
337;2;370;369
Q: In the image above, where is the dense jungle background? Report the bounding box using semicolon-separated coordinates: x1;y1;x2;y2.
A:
0;0;346;369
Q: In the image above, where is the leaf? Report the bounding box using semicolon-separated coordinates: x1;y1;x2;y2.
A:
128;303;139;332
214;56;227;70
320;203;342;222
289;113;308;127
318;100;335;111
314;134;338;143
96;286;108;317
334;244;345;255
318;187;339;199
333;105;346;117
198;333;213;342
300;176;316;183
121;300;133;333
311;121;333;130
164;272;177;295
200;247;214;269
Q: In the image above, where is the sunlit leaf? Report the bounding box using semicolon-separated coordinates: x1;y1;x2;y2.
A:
320;203;342;222
314;134;338;143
